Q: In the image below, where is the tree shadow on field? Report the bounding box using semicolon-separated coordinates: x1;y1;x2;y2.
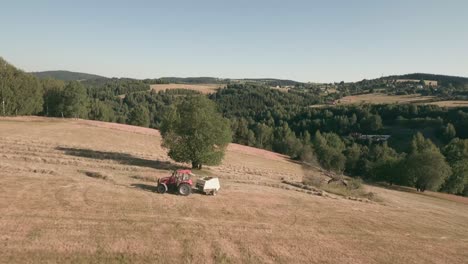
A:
57;147;181;170
370;182;418;194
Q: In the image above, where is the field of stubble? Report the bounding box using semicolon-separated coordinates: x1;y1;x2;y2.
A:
0;117;467;263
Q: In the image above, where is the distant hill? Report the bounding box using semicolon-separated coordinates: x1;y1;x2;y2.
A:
31;71;107;81
158;77;303;87
30;70;468;88
239;78;302;87
159;77;225;84
387;73;468;88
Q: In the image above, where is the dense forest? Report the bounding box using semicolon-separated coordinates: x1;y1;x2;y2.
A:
2;57;468;196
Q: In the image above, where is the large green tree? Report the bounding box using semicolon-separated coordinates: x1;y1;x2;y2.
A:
59;81;89;118
160;96;232;169
344;143;362;174
442;138;468;195
369;143;404;185
404;133;451;192
42;78;65;116
0;57;43;115
313;131;346;172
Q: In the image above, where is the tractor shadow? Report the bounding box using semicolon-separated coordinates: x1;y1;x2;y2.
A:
131;183;203;196
57;147;182;170
131;183;158;192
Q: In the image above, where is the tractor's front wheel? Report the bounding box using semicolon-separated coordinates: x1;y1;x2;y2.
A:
178;183;191;196
157;184;166;194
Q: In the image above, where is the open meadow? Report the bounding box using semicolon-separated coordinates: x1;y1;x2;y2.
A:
425;100;468;108
337;93;435;105
0;117;467;263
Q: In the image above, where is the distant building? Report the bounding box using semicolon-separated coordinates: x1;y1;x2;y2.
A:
423;80;438;86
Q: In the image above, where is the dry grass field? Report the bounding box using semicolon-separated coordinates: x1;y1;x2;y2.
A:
1;117;468;263
425;100;468;108
338;93;435;105
150;83;225;94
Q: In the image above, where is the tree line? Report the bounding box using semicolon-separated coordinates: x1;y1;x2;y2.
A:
212;84;468;195
1;57;467;196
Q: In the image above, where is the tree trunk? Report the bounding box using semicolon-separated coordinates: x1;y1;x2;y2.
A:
192;162;203;170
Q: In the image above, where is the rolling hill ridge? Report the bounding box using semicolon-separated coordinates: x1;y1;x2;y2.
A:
31;70;107;81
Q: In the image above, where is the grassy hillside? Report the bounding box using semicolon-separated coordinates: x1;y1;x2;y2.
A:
337;93;435;105
159;77;224;84
0;117;467;263
32;70;106;81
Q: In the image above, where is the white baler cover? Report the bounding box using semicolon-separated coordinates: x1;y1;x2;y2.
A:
197;177;220;191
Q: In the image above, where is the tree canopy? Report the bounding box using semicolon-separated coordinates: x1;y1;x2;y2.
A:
128;105;150;127
403;133;451;192
59;81;89;118
313;131;346;172
0;57;43;115
160;96;232;169
442;139;468;194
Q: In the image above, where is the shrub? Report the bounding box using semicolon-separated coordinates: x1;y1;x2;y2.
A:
348;177;363;190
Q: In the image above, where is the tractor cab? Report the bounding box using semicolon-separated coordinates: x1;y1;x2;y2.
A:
157;169;194;196
172;170;192;182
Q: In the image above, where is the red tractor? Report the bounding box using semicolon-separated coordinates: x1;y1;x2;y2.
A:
156;169;193;196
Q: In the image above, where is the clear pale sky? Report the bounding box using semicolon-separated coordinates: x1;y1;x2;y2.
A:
2;0;467;82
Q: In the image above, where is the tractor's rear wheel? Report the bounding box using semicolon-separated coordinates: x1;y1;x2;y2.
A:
178;183;191;196
157;184;166;194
